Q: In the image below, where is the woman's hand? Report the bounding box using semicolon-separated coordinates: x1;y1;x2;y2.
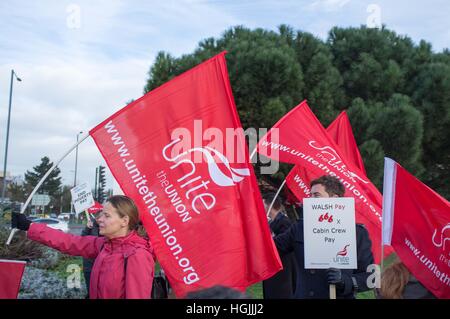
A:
11;212;32;231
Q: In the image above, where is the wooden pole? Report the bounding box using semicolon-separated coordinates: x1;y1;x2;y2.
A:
329;284;336;299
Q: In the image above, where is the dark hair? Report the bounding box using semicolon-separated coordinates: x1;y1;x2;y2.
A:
106;195;147;237
262;192;282;211
310;175;345;197
185;285;249;299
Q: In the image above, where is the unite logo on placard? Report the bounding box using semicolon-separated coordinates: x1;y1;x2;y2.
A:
333;244;351;264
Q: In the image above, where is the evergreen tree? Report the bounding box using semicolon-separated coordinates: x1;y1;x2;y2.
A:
144;52;177;93
411;62;450;196
143;25;449;198
7;182;26;203
24;156;62;198
304;51;344;125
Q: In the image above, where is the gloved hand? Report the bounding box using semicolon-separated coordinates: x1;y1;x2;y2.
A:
327;268;345;289
11;212;32;231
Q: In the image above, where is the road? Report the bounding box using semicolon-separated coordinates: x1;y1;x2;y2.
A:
68;224;84;235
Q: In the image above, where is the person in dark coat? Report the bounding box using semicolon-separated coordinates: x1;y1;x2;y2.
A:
81;213;100;298
274;175;375;299
262;193;298;299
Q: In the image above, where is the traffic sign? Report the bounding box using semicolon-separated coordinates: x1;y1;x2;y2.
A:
31;194;51;206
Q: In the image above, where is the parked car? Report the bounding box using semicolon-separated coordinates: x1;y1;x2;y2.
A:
57;213;71;221
32;218;69;233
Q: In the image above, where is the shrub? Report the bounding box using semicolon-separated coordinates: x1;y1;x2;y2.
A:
19;266;86;299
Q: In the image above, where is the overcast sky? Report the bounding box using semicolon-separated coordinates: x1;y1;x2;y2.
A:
0;0;449;192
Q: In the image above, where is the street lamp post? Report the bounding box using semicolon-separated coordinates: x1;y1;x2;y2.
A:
70;131;83;217
1;70;21;202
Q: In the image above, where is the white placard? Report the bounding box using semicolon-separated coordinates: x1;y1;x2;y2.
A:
303;197;357;269
70;182;94;215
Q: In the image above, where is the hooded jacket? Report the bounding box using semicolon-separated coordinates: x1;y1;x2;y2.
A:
28;223;154;299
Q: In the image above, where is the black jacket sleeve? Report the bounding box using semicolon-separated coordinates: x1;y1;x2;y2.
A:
270;213;292;236
81;226;93;236
273;223;297;255
81;220;100;237
341;224;375;295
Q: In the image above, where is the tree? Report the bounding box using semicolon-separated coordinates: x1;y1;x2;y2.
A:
144;52;177;94
142;25;450;198
293;31;328;70
411;63;450;196
329;26;410;103
24;157;62;198
370;94;424;176
7;182;26;203
348;95;424;189
59;185;73;213
359;139;385;188
303;51;344;125
146;26;305;133
293;29;346;121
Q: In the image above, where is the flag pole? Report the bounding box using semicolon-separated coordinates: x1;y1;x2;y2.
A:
381;228;385;271
249;148;257;163
6;132;90;245
330;284;336;299
266;179;287;219
249;144;287;218
381;157;395;274
381;204;384;273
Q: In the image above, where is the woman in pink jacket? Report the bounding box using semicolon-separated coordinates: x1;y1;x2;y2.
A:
12;195;155;299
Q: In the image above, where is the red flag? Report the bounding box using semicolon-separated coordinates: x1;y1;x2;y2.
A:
285;110;388;263
87;201;103;214
383;158;450;299
90;52;281;297
0;259;26;299
286;111;366;201
327;111;366;175
257;101;388;263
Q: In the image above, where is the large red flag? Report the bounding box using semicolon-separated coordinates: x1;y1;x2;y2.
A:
0;259;26;299
257;101;387;262
383;158;450;299
90;52;281;297
286;111;366;201
327;111;366;176
284;110;388;263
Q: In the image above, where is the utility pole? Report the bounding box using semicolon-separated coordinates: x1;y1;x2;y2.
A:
94;166;98;201
1;70;21;202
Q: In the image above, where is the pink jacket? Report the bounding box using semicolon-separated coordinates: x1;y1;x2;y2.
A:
28;223;155;299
